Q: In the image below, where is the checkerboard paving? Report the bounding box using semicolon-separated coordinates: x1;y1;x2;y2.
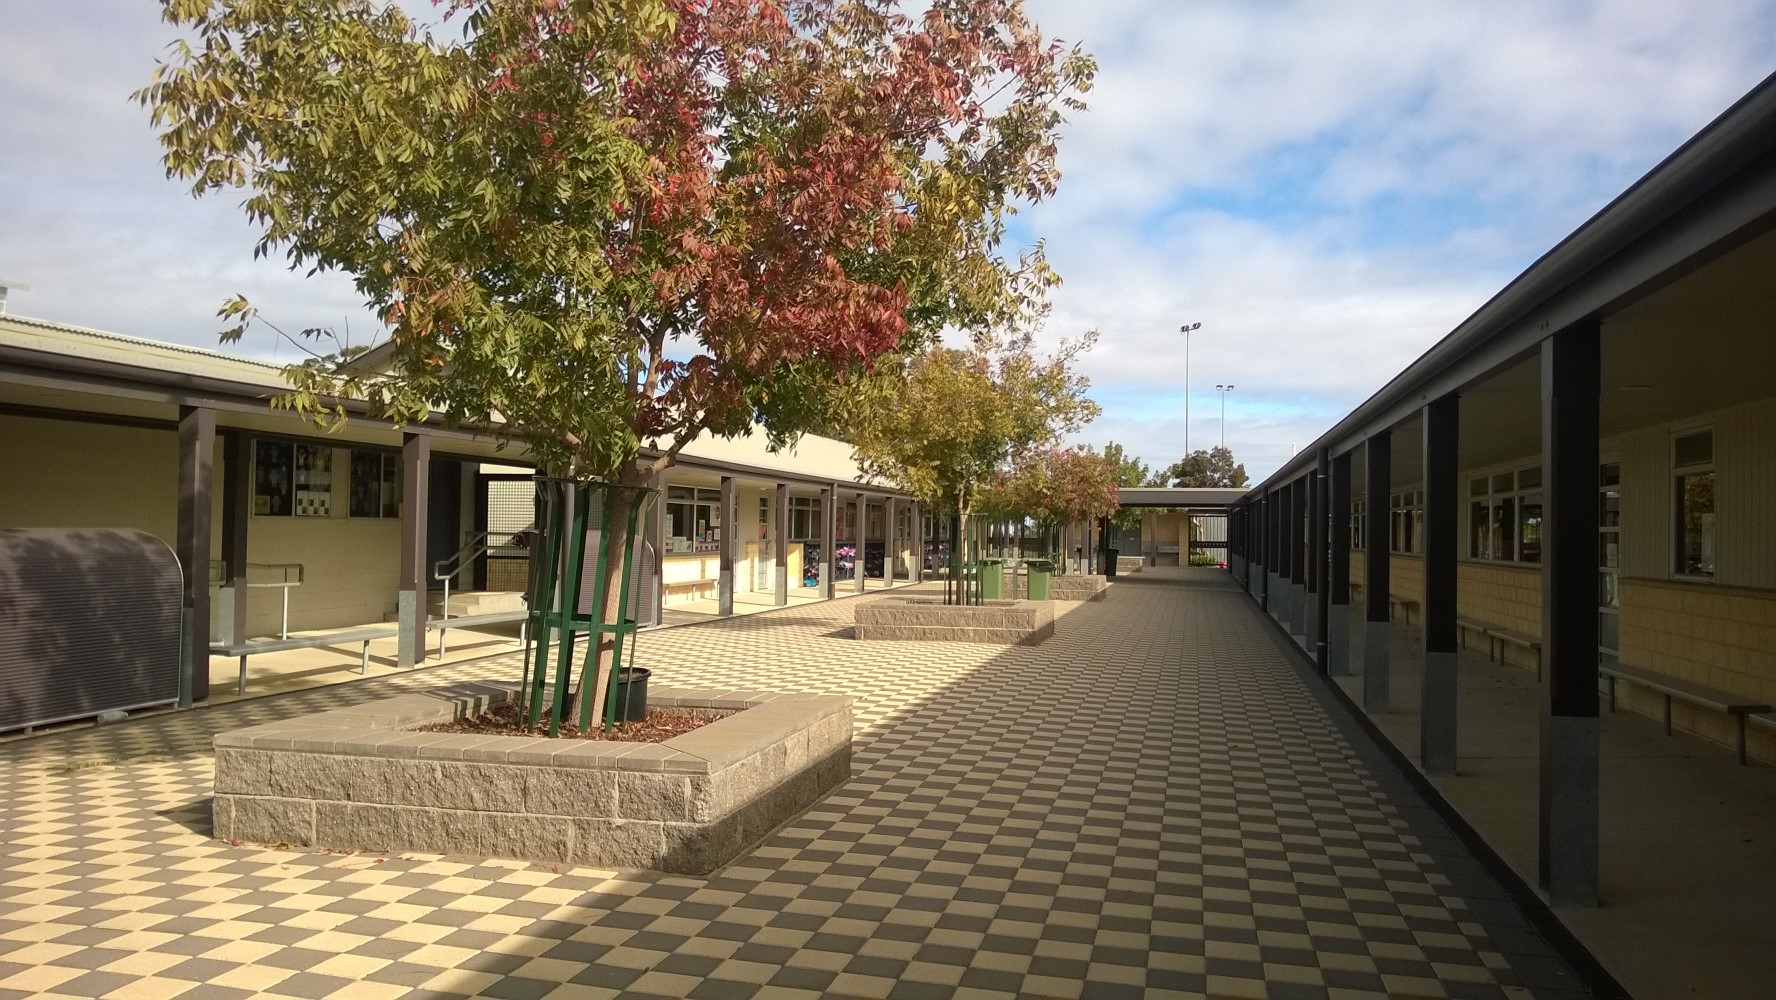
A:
0;569;1591;999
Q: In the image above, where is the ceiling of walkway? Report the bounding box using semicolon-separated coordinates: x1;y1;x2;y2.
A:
1348;219;1776;493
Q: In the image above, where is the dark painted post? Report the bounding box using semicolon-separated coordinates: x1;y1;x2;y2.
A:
1314;450;1332;674
819;486;836;599
651;468;668;626
854;492;867;593
1303;471;1321;653
1289;477;1306;636
1422;394;1461;774
774;483;790;606
176;406;215;707
910;501;924;584
884;496;898;588
718;476;737;616
1260;490;1273;611
1540;318;1602;907
1329;450;1354;676
218;429;251;647
1363;432;1392;712
398;431;430;668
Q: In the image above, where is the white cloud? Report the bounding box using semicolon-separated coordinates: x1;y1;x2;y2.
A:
2;0;1775;480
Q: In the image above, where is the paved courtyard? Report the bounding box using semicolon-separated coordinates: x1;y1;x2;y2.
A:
0;569;1589;999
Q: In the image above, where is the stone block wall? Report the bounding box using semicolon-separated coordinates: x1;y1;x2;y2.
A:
212;683;853;873
854;598;1054;644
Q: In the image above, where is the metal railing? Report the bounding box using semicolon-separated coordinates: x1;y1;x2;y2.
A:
208;561;305;639
433;531;495;621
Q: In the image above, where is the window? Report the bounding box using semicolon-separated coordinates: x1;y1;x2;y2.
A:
789;497;821;541
254;440;333;517
667;486;722;552
1468;465;1542;564
1350;499;1366;550
349;451;400;518
1673;430;1715;577
1389;490;1422;554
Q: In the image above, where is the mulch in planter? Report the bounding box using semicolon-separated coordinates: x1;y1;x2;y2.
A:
417;702;721;742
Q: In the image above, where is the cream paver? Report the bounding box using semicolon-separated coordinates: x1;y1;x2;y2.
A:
0;570;1588;999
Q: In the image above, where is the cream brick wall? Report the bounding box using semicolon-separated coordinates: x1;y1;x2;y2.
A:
1456;561;1543;672
0;419;401;638
1618;578;1776;764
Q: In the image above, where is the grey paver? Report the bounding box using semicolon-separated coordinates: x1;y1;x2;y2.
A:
0;570;1587;999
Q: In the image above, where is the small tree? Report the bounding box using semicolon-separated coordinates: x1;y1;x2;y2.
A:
849;330;1098;601
1085;440;1148;531
1008;446;1118;562
141;0;1093;722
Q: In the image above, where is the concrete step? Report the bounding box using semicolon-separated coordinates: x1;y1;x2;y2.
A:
426;591;527;617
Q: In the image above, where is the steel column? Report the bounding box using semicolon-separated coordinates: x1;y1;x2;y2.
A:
774;483;789;606
819;486;836;599
176;406;215;707
218;429;251;647
397;432;430;668
1329;450;1353;676
1422;394;1461;774
1539;318;1602;907
1363;432;1392;713
718;476;737;615
884;496;897;588
1313;450;1331;674
855;493;867;593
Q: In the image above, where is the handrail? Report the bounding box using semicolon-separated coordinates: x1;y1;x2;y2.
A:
433;531;496;621
207;561;305;639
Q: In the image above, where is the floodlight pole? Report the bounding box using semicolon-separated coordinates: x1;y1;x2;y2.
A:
1180;322;1202;465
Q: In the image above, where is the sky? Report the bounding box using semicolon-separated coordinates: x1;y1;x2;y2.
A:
4;1;1776;483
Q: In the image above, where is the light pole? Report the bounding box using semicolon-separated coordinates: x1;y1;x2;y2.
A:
1179;322;1201;461
1215;384;1235;448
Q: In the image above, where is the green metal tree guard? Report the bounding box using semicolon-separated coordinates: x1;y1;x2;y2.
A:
518;477;659;737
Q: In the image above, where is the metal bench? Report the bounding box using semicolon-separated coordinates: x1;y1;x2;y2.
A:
427;611;528;658
1485;627;1543;678
210;625;398;695
1389;596;1420;626
1602;662;1773;765
1456;616;1489;651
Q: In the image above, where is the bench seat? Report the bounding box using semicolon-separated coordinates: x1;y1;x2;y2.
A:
1602;662;1772;765
427;610;528;658
210;625;398;695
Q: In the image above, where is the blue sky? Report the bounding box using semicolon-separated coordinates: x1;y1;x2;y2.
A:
4;1;1776;481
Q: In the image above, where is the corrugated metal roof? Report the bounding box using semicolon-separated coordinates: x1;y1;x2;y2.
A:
0;313;291;387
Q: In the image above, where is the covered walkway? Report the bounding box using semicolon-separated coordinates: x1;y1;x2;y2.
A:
0;569;1588;998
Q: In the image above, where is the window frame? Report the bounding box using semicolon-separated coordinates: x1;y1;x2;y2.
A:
1671;427;1716;580
1465;463;1543;565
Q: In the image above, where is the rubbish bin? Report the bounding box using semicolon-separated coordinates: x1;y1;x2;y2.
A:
614;667;650;722
980;559;1005;600
1105;547;1120;579
1026;559;1053;601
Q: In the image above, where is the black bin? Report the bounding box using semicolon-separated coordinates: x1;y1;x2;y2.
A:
614;667;651;722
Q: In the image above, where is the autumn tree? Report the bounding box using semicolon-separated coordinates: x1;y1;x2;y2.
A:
1007;446;1119;556
1164;446;1250;488
1083;440;1147;529
140;0;1093;719
848;330;1099;598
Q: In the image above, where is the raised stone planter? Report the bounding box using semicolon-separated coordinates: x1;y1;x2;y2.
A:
854;597;1053;644
1048;574;1109;601
1116;556;1144;575
212;683;851;875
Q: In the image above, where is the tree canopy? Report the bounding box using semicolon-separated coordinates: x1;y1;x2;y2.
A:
1005;446;1119;528
139;0;1096;485
1163;446;1250;488
848;329;1099;517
